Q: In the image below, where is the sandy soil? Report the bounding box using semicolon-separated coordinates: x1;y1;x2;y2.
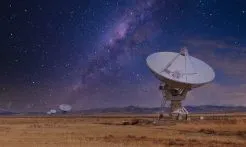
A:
0;114;245;147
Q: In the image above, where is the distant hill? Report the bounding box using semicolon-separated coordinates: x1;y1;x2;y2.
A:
1;105;246;116
79;105;246;114
24;112;46;115
185;105;246;113
0;110;19;115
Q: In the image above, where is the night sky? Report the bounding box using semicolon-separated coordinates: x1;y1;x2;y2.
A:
1;0;246;112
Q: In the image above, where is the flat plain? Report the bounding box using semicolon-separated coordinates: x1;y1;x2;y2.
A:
0;113;245;147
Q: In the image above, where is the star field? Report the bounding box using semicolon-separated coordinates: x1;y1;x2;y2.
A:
1;0;246;112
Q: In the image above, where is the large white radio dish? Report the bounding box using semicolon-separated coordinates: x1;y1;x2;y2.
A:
59;104;72;113
146;47;215;89
146;47;215;120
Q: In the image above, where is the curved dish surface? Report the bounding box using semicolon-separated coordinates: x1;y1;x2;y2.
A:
59;104;72;112
146;52;215;87
50;109;57;114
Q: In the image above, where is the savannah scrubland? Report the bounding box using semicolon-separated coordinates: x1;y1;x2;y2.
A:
0;114;245;147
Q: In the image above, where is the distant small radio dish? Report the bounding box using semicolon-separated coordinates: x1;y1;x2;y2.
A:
50;109;57;114
59;104;72;113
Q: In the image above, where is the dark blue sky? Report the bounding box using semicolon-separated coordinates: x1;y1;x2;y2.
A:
1;0;246;112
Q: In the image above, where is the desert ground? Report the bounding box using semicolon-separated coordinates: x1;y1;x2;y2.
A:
0;113;245;147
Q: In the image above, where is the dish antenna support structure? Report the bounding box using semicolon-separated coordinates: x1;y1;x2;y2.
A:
146;47;215;120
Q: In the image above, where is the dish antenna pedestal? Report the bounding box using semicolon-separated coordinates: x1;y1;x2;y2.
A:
159;82;190;120
146;47;215;121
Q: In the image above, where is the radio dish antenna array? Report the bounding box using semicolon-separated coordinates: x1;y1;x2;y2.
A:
146;47;215;121
59;104;72;114
50;109;57;114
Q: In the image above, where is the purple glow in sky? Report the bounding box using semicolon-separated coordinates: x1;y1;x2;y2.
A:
1;0;246;112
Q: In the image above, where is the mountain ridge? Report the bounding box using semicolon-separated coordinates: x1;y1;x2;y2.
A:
78;105;246;114
1;105;246;115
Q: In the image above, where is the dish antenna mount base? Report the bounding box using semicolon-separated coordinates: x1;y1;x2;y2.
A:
158;82;190;121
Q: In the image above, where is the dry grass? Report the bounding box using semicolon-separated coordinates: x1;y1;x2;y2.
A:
0;114;245;147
